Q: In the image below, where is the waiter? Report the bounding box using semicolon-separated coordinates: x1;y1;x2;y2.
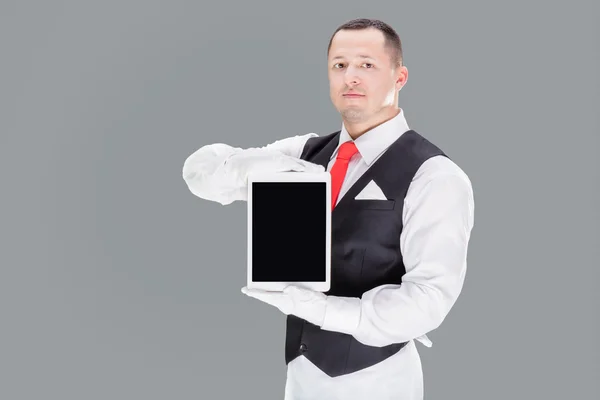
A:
182;18;475;400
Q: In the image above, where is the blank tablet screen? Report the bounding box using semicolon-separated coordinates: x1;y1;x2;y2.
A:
251;181;327;282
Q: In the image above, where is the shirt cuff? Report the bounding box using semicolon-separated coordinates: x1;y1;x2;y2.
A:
320;295;361;334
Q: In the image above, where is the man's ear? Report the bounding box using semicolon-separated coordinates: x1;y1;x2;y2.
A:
395;65;408;90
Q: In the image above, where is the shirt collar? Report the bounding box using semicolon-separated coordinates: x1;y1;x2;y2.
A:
330;108;410;166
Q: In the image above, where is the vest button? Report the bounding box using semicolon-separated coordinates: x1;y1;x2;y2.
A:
299;343;307;352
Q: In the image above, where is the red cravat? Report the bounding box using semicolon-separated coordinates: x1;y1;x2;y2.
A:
330;141;359;209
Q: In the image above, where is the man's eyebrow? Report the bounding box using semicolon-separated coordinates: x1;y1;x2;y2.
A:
331;55;376;61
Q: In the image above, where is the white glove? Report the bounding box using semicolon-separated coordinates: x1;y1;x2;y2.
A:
224;148;326;185
241;285;328;327
182;142;325;205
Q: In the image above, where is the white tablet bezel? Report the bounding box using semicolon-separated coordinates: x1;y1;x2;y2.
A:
247;171;331;292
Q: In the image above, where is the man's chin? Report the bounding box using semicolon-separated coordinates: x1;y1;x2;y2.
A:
340;109;366;122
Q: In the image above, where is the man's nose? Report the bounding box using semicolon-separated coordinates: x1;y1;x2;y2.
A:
344;68;360;86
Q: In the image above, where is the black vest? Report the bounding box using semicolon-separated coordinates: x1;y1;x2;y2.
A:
284;129;448;378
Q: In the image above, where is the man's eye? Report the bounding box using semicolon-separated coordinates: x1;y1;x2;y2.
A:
334;63;344;68
363;63;373;68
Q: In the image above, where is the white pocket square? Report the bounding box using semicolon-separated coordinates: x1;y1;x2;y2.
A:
354;180;387;200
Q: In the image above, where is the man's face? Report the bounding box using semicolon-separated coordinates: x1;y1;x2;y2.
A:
327;28;406;125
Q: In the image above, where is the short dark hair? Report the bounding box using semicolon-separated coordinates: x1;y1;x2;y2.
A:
327;18;403;67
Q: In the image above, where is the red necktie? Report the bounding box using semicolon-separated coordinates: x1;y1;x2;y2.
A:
330;141;359;209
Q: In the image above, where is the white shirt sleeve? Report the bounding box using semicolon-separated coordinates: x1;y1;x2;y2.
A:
320;163;475;347
181;133;320;205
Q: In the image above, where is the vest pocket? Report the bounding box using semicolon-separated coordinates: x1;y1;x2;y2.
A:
351;199;396;210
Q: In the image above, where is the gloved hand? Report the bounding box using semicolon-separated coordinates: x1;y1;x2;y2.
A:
224;148;326;185
241;285;328;327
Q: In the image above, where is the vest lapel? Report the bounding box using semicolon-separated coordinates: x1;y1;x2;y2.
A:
306;130;415;231
331;131;414;231
311;132;340;169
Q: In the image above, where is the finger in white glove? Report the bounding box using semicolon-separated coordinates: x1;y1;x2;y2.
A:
224;149;325;184
242;285;328;326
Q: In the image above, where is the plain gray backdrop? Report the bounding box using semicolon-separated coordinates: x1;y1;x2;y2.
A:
1;1;598;399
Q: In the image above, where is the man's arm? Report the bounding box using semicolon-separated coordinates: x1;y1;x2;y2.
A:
181;133;323;205
320;165;475;347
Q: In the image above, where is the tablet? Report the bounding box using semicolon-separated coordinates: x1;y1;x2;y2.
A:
247;171;331;292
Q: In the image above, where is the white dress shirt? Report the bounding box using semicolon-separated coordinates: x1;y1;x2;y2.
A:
182;109;475;400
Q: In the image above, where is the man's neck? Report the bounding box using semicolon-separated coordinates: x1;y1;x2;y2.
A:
344;108;400;140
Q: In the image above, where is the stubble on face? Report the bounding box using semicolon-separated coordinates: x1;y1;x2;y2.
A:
340;108;365;122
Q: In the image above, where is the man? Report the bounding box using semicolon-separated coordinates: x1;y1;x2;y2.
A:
182;18;474;400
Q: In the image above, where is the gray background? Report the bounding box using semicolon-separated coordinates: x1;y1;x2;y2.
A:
1;0;598;399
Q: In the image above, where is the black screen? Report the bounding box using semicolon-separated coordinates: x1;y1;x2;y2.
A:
251;181;327;282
